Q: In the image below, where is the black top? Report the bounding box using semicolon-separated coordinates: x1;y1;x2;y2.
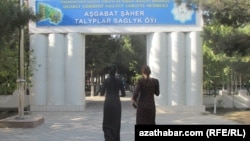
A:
100;75;126;141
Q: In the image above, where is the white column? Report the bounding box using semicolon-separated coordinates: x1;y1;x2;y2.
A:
65;33;85;111
29;34;47;107
167;33;174;106
168;32;186;106
186;32;203;107
47;34;65;106
147;32;168;106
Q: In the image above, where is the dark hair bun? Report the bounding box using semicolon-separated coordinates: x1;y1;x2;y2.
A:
109;64;117;75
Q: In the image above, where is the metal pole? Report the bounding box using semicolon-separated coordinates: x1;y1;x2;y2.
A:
16;0;25;120
16;79;25;119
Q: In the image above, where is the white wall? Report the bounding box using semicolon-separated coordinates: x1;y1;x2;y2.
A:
29;33;85;111
147;32;205;112
28;31;204;112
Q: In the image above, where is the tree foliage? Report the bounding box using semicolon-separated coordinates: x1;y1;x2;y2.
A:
196;0;250;91
189;0;250;56
0;0;37;40
84;34;146;96
85;34;146;84
198;0;250;28
0;0;37;94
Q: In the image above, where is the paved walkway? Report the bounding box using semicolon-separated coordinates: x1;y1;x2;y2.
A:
0;92;240;141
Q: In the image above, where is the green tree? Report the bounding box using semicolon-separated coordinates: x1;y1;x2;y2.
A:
0;0;38;95
196;0;250;93
85;34;147;95
85;35;130;96
188;0;250;56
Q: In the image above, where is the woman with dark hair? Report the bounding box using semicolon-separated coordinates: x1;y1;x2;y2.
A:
100;64;126;141
131;65;160;125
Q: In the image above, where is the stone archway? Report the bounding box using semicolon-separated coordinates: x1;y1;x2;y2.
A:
29;0;205;112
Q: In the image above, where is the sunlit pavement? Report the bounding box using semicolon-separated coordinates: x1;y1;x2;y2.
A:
0;91;239;141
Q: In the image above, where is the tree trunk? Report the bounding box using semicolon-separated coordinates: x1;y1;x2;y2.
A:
90;69;94;97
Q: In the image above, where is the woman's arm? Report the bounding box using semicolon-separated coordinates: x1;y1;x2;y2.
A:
155;79;160;96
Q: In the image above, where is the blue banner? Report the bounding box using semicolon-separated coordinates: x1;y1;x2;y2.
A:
36;0;197;26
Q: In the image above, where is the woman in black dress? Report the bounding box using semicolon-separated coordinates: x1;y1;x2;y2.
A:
100;64;126;141
131;65;160;125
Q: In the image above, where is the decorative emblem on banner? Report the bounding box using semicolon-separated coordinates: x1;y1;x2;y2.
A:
171;2;194;23
38;3;63;25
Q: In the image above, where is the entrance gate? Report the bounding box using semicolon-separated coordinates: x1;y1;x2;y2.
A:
29;0;204;112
